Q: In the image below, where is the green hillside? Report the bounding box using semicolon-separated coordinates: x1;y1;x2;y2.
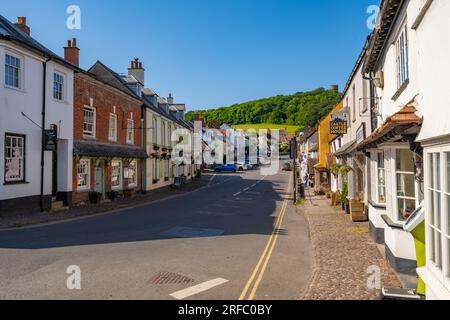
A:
232;123;302;137
185;87;341;130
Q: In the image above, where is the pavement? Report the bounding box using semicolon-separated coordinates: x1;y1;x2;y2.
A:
300;192;403;300
0;162;313;300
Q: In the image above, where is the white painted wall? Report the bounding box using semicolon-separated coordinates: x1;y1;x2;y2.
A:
0;41;74;201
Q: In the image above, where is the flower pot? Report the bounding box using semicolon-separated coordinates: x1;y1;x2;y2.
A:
123;189;134;198
88;192;102;204
350;200;368;222
106;191;118;201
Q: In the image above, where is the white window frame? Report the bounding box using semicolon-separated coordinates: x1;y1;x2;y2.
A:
371;150;387;205
161;121;166;146
109;113;117;142
126;119;135;145
424;146;450;292
77;159;90;191
53;71;65;101
83;106;96;138
127;160;137;188
4;133;25;183
5;52;22;89
111;160;123;190
384;146;419;224
395;22;409;89
152;116;158;144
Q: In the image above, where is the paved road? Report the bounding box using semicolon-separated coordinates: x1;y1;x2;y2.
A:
0;164;312;300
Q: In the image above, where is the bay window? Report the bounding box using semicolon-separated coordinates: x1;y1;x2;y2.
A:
424;147;450;292
111;160;122;190
4;134;25;183
395;149;416;221
77;159;90;191
371;151;386;204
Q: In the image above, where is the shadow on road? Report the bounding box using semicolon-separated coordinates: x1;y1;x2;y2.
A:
0;174;287;250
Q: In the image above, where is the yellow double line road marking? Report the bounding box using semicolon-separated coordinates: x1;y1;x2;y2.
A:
239;199;288;300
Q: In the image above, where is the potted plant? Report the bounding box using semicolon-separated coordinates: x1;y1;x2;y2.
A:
350;197;368;222
106;190;118;201
123;189;134;198
88;191;102;204
340;182;349;214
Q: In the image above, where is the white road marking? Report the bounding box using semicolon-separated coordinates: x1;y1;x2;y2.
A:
233;191;242;197
170;278;229;300
207;174;217;186
235;197;253;201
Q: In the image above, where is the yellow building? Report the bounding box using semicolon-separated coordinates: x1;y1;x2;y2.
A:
314;101;343;192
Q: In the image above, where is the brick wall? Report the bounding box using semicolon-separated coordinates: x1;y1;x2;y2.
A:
72;74;143;203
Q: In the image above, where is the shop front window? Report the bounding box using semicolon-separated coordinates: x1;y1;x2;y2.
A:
111;160;122;190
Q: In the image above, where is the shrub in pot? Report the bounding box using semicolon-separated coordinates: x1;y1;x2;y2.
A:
88;191;102;204
123;189;134;198
340;183;349;213
106;190;118;201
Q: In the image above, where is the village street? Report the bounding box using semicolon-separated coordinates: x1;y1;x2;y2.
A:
0;163;313;300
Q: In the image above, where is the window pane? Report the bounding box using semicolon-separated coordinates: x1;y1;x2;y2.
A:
434;191;441;230
435;230;442;269
430;153;435;189
429;228;435;263
430;190;435;226
398;198;416;221
396;149;414;172
436;153;441;190
447;152;450;193
397;173;415;198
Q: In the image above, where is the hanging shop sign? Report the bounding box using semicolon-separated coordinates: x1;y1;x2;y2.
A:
44;128;58;151
330;114;348;135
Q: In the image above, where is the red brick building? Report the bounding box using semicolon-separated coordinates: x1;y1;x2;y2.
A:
66;41;147;203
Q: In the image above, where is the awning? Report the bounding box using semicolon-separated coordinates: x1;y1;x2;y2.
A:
335;140;356;157
357;106;423;151
74;141;148;159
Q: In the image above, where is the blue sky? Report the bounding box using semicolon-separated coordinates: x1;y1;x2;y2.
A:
1;0;377;111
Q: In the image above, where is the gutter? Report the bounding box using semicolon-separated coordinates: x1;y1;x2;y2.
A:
40;56;51;212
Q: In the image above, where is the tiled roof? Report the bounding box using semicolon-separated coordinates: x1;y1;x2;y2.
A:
357;105;423;150
364;0;405;73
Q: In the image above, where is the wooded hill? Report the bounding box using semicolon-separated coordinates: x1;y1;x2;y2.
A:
185;88;341;129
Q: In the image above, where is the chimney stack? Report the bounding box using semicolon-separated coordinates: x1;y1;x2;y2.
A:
64;38;80;67
329;84;339;92
128;58;145;85
167;93;174;104
15;17;30;35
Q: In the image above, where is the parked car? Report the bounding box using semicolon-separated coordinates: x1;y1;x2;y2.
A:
236;163;251;171
282;161;292;171
214;164;237;173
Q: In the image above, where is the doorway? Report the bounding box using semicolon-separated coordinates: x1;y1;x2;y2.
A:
94;162;104;197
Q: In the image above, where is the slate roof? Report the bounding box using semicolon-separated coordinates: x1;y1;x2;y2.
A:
88;61;141;100
74;141;148;159
0;15;77;70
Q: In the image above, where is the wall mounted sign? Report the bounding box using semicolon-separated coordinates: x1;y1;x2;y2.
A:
44;129;58;151
356;123;367;145
330;114;348;135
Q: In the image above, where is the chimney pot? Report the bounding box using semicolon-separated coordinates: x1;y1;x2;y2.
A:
64;38;80;67
15;16;30;35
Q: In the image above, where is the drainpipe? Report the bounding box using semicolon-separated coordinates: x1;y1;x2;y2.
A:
40;57;51;212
